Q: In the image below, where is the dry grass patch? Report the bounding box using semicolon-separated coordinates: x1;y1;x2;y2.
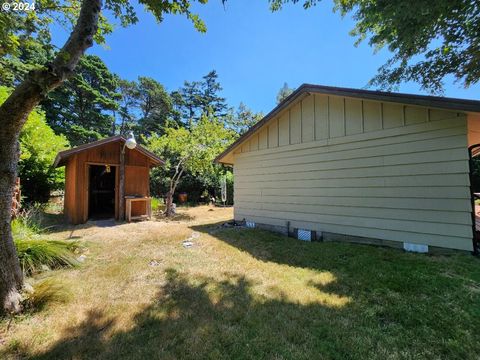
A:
1;205;479;359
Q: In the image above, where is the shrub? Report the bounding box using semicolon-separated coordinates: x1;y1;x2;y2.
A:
13;206;80;276
15;239;79;276
151;197;164;212
24;278;70;311
11;206;44;240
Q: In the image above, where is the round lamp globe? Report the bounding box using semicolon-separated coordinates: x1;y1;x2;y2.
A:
125;132;137;150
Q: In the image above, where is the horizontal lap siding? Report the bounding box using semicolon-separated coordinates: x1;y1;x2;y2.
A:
233;112;473;251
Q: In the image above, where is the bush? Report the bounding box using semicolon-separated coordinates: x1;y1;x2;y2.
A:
11;206;44;240
24;278;70;311
12;207;80;276
151;197;165;212
15;239;79;276
150;169;234;205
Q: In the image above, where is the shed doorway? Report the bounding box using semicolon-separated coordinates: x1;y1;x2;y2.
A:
88;164;117;220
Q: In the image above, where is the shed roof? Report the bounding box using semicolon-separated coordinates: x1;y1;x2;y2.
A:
53;135;164;168
215;84;480;164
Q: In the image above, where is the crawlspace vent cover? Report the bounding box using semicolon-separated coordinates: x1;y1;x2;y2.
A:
298;229;312;241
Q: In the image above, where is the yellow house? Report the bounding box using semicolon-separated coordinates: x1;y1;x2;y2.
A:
215;84;480;253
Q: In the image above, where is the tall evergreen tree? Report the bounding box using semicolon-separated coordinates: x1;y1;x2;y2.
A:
276;82;294;104
175;70;228;127
200;70;228;118
117;78;140;135
42;55;121;146
136;76;175;136
272;0;480;93
229;102;263;134
174;79;202;128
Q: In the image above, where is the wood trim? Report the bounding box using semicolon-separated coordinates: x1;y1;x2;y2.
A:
125;197;152;222
54;135;164;168
84;161;120;166
84;163;119;222
115;165;119;220
84;163;89;223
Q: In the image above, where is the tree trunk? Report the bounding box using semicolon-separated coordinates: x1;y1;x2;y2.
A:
0;0;102;314
165;191;174;217
165;167;185;217
0;132;23;313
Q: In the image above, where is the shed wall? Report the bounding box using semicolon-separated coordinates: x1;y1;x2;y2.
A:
233;94;473;251
63;155;77;223
63;141;152;224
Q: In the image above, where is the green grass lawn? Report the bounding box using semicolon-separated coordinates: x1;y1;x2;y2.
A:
2;206;480;359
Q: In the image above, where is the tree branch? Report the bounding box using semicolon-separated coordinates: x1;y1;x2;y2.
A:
0;0;102;133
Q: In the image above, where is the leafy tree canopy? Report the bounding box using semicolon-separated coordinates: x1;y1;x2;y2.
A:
0;0;212;86
146;115;236;214
148;115;236;179
270;0;480;93
0;86;69;203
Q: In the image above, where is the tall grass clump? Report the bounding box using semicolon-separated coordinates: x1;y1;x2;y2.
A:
11;206;44;241
24;278;71;311
13;206;80;276
15;239;79;276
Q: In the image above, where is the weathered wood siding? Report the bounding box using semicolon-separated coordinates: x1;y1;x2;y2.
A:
63;155;77;223
63;142;152;224
126;166;150;217
233;94;473;251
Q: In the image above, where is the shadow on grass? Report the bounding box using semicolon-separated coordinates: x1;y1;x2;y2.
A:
12;223;480;359
26;269;355;360
153;211;195;222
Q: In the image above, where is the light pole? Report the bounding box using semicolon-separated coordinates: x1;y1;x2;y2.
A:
119;132;137;221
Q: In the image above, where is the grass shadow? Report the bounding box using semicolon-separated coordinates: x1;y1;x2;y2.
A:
5;219;480;359
24;269;359;360
17;260;480;359
153;212;195;222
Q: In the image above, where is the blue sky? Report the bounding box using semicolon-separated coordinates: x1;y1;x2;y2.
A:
52;0;480;114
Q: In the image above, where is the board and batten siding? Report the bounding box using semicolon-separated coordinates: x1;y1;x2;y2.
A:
232;94;473;251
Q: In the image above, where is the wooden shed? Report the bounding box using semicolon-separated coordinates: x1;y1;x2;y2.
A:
215;84;480;253
54;135;163;224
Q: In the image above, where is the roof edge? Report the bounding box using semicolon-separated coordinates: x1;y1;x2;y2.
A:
54;135;165;168
215;84;480;164
215;85;308;164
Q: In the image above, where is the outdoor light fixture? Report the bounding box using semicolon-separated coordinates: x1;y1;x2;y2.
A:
105;164;111;173
122;131;137;153
125;131;137;150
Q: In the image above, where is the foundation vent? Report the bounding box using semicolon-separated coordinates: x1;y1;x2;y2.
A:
403;242;429;253
246;221;256;228
297;229;312;241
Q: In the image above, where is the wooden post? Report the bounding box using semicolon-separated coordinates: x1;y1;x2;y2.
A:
119;145;125;221
147;197;152;219
126;198;131;222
